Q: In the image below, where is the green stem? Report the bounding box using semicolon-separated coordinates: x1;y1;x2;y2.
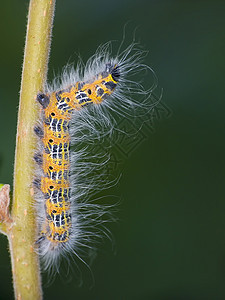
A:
9;0;55;299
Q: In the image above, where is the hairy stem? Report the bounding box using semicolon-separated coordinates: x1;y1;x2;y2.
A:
9;0;55;299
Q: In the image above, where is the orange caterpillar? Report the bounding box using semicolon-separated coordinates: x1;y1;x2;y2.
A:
33;43;155;272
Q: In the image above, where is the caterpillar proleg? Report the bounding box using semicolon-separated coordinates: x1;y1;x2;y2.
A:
33;42;156;273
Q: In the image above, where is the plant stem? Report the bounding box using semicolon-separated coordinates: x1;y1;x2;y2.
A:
9;0;55;299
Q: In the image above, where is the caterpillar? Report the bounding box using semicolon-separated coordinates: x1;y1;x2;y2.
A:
33;42;156;272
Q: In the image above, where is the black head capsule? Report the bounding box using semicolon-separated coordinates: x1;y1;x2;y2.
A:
37;93;50;109
111;65;120;82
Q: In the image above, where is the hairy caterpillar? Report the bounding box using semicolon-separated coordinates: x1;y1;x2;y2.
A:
33;42;156;272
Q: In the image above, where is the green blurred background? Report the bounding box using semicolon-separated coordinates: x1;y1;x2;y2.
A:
0;0;225;299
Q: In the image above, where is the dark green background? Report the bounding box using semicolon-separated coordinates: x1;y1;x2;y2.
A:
0;0;225;299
